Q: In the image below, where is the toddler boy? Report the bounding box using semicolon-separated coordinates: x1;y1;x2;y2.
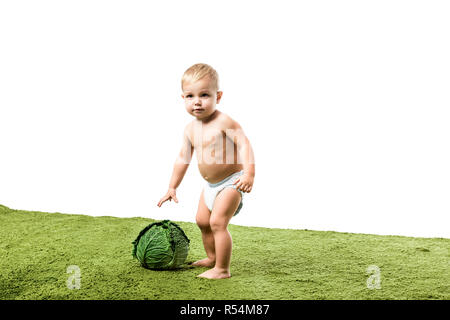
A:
157;63;255;279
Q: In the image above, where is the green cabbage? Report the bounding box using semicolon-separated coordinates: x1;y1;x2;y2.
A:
132;220;190;270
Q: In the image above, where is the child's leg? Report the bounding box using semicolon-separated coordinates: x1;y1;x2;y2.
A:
197;187;241;279
192;190;216;267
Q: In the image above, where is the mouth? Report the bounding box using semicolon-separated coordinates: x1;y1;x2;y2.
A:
193;109;205;113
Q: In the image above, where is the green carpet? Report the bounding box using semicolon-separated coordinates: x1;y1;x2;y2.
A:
0;204;448;300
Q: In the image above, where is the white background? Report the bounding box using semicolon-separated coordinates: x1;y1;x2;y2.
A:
1;1;449;238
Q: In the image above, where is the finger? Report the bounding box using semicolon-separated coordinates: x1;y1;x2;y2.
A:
174;196;178;203
160;195;170;205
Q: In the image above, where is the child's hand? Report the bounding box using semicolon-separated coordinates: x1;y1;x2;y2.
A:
157;188;179;207
233;174;254;193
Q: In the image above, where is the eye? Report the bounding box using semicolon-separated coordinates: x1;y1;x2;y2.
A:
186;94;193;98
201;93;209;97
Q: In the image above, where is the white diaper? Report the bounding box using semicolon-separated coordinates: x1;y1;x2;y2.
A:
203;170;244;216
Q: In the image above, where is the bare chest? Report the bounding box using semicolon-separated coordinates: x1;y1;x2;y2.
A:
190;126;227;151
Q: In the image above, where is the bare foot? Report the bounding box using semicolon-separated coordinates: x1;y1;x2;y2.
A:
191;258;215;268
197;267;231;279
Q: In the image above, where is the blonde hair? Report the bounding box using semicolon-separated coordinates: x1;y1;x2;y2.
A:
181;63;219;91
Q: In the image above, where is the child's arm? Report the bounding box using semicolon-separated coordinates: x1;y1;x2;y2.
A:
225;120;255;193
157;125;194;207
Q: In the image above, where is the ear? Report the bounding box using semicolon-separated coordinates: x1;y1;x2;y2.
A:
181;94;185;99
216;91;223;103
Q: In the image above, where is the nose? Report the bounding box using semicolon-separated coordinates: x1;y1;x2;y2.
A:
194;97;201;105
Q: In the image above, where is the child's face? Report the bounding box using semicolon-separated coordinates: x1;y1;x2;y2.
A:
181;77;222;120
